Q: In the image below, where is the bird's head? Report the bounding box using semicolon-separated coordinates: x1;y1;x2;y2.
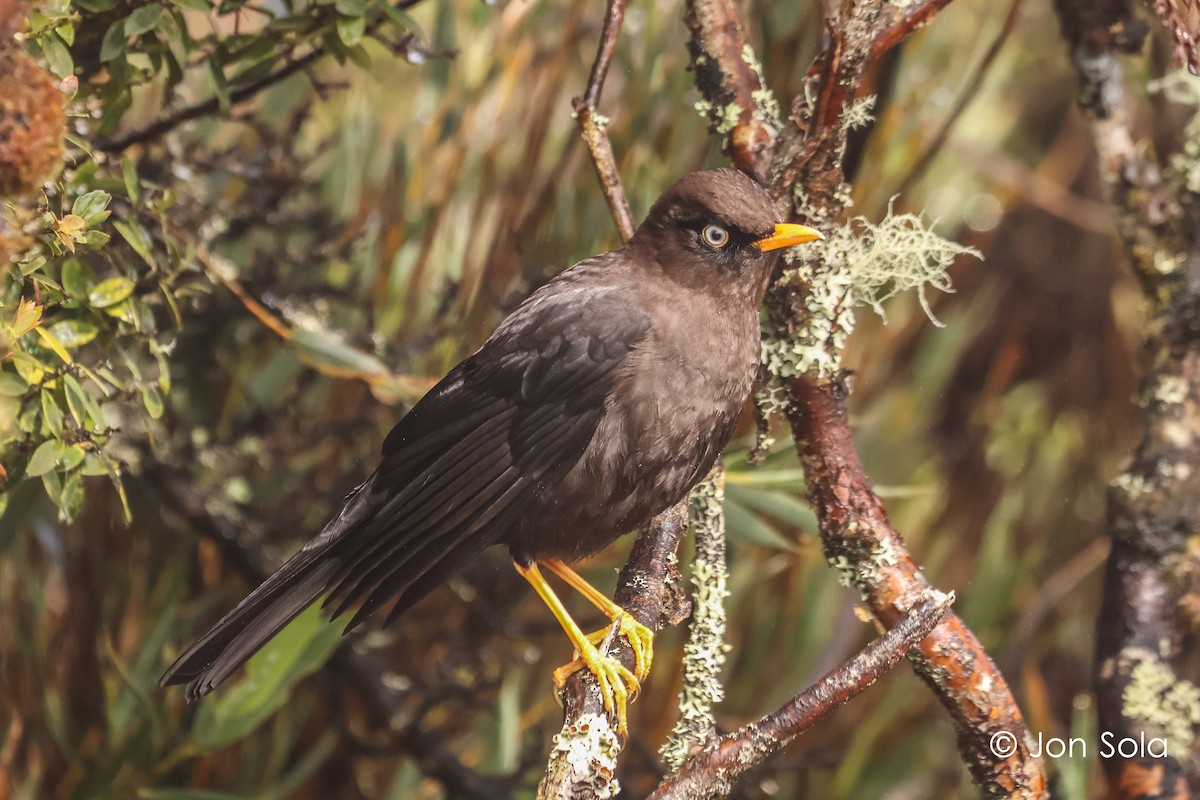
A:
629;168;822;300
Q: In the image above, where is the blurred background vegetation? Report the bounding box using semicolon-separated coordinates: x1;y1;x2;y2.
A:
0;0;1187;796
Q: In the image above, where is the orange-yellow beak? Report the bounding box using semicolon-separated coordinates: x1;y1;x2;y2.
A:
753;223;824;252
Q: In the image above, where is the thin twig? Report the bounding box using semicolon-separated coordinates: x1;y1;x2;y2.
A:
893;0;1023;198
649;593;954;799
571;0;636;241
871;0;958;59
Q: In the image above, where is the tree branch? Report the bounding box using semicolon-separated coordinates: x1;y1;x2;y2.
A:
1055;0;1200;796
649;592;954;799
538;502;691;800
685;0;1048;794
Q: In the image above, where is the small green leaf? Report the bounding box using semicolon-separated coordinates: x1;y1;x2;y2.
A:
113;220;156;267
63;373;103;429
291;329;387;379
47;319;99;348
42;468;63;503
72;190;111;224
40;32;74;78
141;385;164;419
27;439;67;476
61;258;94;297
59;472;84;521
100;19;126;62
168;0;209;10
334;0;365;13
41;391;64;434
0;372;27;397
336;13;365;47
124;4;163;36
89;277;136;308
122;158;141;204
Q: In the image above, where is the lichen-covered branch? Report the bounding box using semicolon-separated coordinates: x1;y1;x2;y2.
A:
660;465;730;773
648;593;954;800
1055;0;1200;796
685;0;1048;794
538;502;691;800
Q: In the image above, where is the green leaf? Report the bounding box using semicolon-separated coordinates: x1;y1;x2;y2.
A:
100;19;126;62
724;496;797;551
291;329;387;379
336;13;366;47
47;319;99;348
42;468;63;503
41;390;64;434
113;220;156;267
27;439;67;476
334;0;365;14
72;190;112;224
725;484;817;530
124;4;163;36
63;373;103;429
192;604;345;752
0;372;28;397
89;277;136;308
122;158;141;204
60;444;85;471
40;32;74;78
168;0;209;10
61;259;94;298
59;472;84;520
141;385;164;419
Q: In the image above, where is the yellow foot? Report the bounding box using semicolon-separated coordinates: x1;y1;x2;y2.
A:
587;613;654;681
552;637;640;737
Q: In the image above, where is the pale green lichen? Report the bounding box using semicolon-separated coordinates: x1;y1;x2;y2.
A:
832;204;978;326
662;472;732;773
742;44;781;126
843;95;876;131
1122;660;1200;752
694;98;742;135
544;712;623;799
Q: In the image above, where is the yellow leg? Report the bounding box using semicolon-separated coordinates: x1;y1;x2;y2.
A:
515;561;639;736
541;559;655;681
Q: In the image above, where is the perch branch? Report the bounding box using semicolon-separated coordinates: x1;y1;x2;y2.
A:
686;0;1048;794
649;592;954;799
1055;0;1200;796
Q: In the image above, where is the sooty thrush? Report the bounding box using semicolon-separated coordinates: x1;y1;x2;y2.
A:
161;168;822;732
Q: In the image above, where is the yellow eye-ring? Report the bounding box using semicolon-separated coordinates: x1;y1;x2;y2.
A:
701;224;730;249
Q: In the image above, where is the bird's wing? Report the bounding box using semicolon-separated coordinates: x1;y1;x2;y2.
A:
323;285;652;628
161;282;650;699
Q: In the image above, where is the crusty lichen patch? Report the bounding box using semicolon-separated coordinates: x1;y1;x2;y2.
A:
661;473;732;773
542;713;623;799
1122;659;1200;752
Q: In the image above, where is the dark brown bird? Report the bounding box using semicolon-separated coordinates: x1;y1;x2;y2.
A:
161;168;821;731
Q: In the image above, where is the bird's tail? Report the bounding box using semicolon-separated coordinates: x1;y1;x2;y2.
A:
160;483;375;701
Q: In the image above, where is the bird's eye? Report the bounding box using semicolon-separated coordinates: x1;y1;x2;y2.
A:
700;224;730;249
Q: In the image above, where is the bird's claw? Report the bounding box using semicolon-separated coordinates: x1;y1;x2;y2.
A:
552;638;641;737
583;613;654;682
